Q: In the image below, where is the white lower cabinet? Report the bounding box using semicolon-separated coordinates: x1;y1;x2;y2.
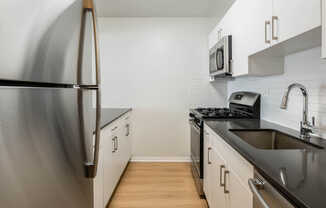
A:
203;129;210;203
94;111;132;208
204;125;253;208
210;148;227;208
226;167;253;208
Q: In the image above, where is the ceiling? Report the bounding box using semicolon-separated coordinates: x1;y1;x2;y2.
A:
94;0;235;18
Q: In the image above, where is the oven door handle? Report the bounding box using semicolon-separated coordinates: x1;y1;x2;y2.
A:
248;178;270;208
189;120;201;133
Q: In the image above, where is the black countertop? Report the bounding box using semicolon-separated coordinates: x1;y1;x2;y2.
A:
99;108;132;129
204;119;326;208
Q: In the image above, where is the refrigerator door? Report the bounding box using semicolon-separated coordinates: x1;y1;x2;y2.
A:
0;86;97;208
0;0;99;85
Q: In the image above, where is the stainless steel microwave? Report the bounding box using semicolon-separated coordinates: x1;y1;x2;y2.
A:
209;35;232;77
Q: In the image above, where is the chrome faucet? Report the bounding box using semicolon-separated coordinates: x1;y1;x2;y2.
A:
280;83;315;139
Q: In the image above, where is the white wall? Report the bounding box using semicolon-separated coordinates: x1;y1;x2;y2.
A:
228;47;326;138
98;18;227;160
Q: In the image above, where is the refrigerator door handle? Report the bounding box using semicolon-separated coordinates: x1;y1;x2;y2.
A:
83;0;102;178
85;1;101;87
84;88;101;178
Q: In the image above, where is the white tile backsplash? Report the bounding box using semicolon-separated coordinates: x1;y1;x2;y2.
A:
228;47;326;138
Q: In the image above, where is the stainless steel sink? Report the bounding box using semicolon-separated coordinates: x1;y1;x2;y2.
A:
230;129;323;150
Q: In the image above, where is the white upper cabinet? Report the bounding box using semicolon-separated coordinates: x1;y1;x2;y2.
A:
322;0;326;59
245;0;273;55
209;0;323;77
224;0;249;77
272;0;321;44
226;0;275;76
208;26;221;50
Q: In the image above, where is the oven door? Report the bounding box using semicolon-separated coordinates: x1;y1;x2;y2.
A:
190;119;201;177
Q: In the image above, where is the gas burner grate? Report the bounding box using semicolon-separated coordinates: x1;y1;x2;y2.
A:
193;108;252;119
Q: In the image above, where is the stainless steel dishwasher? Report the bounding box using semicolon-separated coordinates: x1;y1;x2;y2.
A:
248;170;295;208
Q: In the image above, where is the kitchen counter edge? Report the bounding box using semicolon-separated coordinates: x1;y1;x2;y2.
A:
100;108;132;130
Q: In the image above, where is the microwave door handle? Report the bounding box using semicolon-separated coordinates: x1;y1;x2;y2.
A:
215;49;221;70
248;179;270;208
215;50;219;71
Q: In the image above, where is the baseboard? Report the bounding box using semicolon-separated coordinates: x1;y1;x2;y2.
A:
130;156;191;163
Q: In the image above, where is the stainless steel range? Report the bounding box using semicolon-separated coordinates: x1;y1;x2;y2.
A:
189;91;261;197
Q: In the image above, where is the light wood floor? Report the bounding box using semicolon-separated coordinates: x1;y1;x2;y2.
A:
108;162;208;208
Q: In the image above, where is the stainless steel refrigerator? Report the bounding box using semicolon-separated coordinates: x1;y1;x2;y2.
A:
0;0;101;207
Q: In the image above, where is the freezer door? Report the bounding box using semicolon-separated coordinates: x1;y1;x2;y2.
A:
0;0;98;85
0;87;96;208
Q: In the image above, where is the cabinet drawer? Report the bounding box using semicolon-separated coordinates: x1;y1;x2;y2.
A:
205;125;254;189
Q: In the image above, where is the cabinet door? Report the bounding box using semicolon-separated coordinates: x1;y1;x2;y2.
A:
245;0;273;55
102;127;115;205
111;123;123;182
223;0;250;77
114;116;130;178
272;0;321;44
203;130;211;204
210;148;227;208
225;167;253;208
123;114;132;162
117;123;128;172
209;26;221;49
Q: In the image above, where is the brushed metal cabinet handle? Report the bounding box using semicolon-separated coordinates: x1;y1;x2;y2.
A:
272;16;278;40
115;136;119;151
265;21;271;44
220;165;226;186
126;124;130;136
208;147;212;164
224;170;230;194
112;137;116;153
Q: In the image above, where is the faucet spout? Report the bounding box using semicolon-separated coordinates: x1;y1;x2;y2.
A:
280;83;311;138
